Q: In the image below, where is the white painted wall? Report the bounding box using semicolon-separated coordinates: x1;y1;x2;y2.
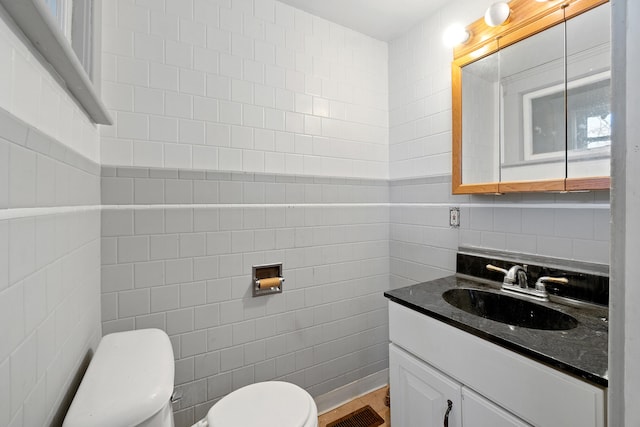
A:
610;0;640;425
100;0;388;179
0;4;100;162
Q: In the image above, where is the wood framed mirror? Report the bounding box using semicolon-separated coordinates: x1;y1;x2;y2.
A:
452;0;611;194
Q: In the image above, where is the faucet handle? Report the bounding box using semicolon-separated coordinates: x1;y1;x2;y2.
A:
534;276;569;291
486;264;508;275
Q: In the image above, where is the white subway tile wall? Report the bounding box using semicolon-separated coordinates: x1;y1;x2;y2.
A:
101;203;390;425
389;177;610;290
0;109;102;426
101;0;389;178
388;0;496;180
100;163;390;426
0;8;100;162
101;167;389;205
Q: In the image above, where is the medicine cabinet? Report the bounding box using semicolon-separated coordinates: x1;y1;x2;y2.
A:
452;0;611;194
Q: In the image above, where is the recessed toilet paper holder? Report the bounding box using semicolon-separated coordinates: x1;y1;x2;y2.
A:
252;263;284;297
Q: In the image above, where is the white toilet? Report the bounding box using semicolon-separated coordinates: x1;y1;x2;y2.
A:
63;329;318;427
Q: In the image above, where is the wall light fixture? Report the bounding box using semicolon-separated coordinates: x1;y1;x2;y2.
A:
484;2;511;27
442;23;470;47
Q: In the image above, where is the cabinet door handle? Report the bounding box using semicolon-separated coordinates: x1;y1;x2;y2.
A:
444;399;453;427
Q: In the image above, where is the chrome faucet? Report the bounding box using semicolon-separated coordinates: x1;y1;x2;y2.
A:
487;264;528;287
511;265;529;288
486;264;565;302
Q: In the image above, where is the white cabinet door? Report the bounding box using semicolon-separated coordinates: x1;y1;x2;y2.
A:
462;388;532;427
389;302;605;427
390;344;462;427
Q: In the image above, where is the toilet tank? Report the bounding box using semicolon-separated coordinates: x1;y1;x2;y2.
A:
63;329;175;427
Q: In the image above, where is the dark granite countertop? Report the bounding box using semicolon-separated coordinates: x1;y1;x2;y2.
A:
384;275;608;387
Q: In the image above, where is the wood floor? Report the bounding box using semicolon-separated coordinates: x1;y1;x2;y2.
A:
317;386;390;427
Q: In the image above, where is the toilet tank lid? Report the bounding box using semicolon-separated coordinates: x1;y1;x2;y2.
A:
63;329;175;427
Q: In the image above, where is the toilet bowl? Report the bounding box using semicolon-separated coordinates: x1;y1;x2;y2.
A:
63;329;318;427
206;381;317;427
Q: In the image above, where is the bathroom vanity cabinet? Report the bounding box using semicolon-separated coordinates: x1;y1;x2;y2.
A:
390;345;530;427
388;302;606;427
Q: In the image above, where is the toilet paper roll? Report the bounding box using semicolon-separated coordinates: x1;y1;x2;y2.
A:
257;277;282;289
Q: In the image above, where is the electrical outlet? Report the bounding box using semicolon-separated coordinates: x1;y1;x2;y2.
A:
449;207;460;228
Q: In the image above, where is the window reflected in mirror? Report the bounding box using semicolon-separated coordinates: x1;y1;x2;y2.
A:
524;72;611;160
566;3;611;179
499;22;565;183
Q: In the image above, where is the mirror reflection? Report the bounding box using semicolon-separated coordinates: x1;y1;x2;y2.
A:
461;52;500;184
499;22;566;182
458;2;611;189
566;4;611;178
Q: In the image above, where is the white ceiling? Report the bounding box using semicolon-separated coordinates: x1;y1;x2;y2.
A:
276;0;450;41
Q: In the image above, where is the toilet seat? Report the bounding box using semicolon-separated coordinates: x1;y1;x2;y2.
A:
207;381;317;427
